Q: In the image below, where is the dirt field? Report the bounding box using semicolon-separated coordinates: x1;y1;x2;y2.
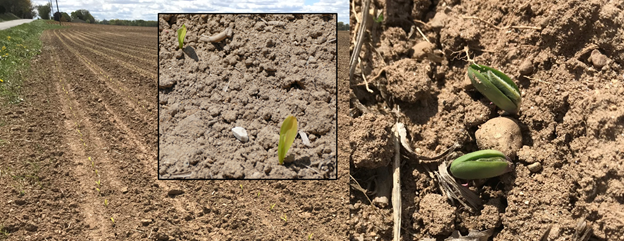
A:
158;14;337;179
348;0;624;240
0;22;350;240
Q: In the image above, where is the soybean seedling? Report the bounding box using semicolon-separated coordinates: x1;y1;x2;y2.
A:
278;116;298;165
177;24;187;49
449;150;513;180
467;64;521;114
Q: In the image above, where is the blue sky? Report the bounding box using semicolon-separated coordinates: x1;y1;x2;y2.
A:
32;0;348;24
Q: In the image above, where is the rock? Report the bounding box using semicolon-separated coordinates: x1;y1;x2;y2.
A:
527;162;542;173
475;117;523;158
518;59;534;75
232;127;249;143
175;49;184;59
590;49;608;69
14;199;26;205
159;78;176;89
299;131;311;147
167;189;184;196
141;219;153;226
121;186;128;194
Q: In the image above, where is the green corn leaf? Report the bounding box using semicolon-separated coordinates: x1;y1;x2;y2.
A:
278;116;298;165
467;64;521;114
374;13;384;23
450;150;513;179
177;24;186;49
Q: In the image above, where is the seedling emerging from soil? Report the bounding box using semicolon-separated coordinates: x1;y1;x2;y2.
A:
374;13;383;23
177;24;187;49
281;214;287;222
450;150;513;179
104;199;108;207
270;203;276;211
278;116;298;165
467;64;521;114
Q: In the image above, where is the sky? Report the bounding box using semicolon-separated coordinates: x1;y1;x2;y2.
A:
33;0;349;23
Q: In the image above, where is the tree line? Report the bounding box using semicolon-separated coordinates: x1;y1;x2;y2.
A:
1;0;155;27
338;22;349;31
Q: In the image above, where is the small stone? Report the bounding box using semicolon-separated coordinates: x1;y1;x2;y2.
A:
232;127;249;142
299;131;311;147
475;117;523;158
175;49;184;59
141;219;153;226
121;186;128;194
168;189;184;196
527;162;542;173
590;49;608;69
14;199;26;205
518;60;534;75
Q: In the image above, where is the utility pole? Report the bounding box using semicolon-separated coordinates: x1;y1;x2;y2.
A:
55;0;61;26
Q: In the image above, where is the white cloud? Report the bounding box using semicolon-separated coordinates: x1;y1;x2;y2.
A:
31;0;348;23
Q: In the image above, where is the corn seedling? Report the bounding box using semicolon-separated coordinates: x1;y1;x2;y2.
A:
257;192;260;198
95;180;101;187
374;13;383;23
104;199;108;207
281;214;287;222
177;24;186;49
96;187;100;193
240;184;243;192
467;64;521;114
449;150;513;179
110;217;115;224
278;116;298;165
270;203;276;211
308;234;313;240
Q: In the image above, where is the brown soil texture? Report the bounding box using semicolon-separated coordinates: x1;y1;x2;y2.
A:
348;0;624;240
158;14;337;179
0;25;350;240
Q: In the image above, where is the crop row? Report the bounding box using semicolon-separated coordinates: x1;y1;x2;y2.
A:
54;30;153;114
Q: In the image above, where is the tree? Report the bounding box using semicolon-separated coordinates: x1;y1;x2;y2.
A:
61;12;70;22
36;3;51;20
71;9;95;23
337;22;349;31
0;0;34;18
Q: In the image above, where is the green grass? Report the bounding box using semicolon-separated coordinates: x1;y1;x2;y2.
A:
0;20;64;104
0;13;19;22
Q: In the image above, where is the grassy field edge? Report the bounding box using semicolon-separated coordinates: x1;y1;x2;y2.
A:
0;20;64;104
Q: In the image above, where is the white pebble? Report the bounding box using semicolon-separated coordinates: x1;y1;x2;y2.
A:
299;131;311;147
232;127;248;142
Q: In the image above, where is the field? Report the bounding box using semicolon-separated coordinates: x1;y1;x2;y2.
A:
348;0;624;240
158;14;337;179
0;21;350;239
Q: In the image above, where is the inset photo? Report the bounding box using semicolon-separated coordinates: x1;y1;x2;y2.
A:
158;14;337;179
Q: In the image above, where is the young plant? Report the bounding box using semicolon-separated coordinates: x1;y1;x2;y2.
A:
449;150;513;180
177;24;187;49
104;199;108;207
278;116;298;165
467;64;521;114
374;13;383;23
281;214;287;222
270;203;276;211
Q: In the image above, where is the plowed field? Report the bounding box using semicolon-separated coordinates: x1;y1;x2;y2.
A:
1;24;350;240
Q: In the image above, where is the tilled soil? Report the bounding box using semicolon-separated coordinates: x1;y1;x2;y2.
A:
348;0;624;240
158;14;337;179
0;24;350;240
